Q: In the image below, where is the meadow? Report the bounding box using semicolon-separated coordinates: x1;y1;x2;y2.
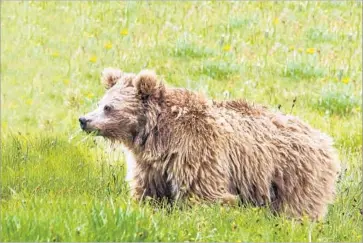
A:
1;1;362;242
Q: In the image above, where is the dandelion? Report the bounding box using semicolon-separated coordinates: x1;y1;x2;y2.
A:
342;77;349;84
26;99;33;105
288;46;295;52
2;121;8;130
222;44;231;52
104;42;112;50
298;47;303;53
86;92;94;99
352;106;361;114
306;48;316;54
63;79;70;85
51;51;59;57
120;28;129;36
273;17;279;25
89;55;97;63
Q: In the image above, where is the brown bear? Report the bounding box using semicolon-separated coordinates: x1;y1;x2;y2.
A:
79;68;341;219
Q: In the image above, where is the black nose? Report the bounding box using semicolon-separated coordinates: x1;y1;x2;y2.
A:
79;117;87;130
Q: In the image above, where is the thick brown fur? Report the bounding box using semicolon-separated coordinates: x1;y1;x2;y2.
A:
81;68;341;219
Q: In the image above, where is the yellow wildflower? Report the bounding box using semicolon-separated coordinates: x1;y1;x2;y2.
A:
298;48;303;53
89;56;97;63
63;79;70;85
104;42;112;50
342;77;349;84
306;48;316;54
273;17;279;25
353;106;361;114
223;44;231;52
120;28;129;36
51;51;59;57
2;121;8;130
26;99;33;105
86;92;94;99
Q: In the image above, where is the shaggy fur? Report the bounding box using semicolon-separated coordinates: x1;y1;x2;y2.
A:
80;68;341;219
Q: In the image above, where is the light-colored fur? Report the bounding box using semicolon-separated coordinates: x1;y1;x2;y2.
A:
82;68;341;219
122;146;137;184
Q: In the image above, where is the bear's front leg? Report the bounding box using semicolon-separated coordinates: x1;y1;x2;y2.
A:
129;164;172;203
123;148;147;201
171;166;238;206
127;170;147;202
123;148;169;202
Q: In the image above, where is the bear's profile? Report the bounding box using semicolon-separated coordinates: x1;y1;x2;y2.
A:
79;68;341;219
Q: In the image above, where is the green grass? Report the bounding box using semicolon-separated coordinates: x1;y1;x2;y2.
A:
283;61;326;80
172;40;216;59
314;82;361;116
1;1;362;242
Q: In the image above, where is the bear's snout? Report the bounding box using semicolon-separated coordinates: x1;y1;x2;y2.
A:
79;117;88;130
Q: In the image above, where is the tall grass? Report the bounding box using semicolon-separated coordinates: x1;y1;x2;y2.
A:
1;1;362;241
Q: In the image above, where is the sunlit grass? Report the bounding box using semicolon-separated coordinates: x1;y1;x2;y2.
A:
314;82;361;116
1;1;362;242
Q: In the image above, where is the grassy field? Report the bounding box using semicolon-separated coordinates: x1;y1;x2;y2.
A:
1;1;362;242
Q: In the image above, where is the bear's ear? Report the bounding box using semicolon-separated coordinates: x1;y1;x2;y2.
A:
133;70;164;99
101;67;123;89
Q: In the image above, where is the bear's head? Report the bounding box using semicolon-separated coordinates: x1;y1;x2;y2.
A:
79;68;164;145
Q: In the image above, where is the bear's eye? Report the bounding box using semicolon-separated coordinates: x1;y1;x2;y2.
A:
104;105;112;112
